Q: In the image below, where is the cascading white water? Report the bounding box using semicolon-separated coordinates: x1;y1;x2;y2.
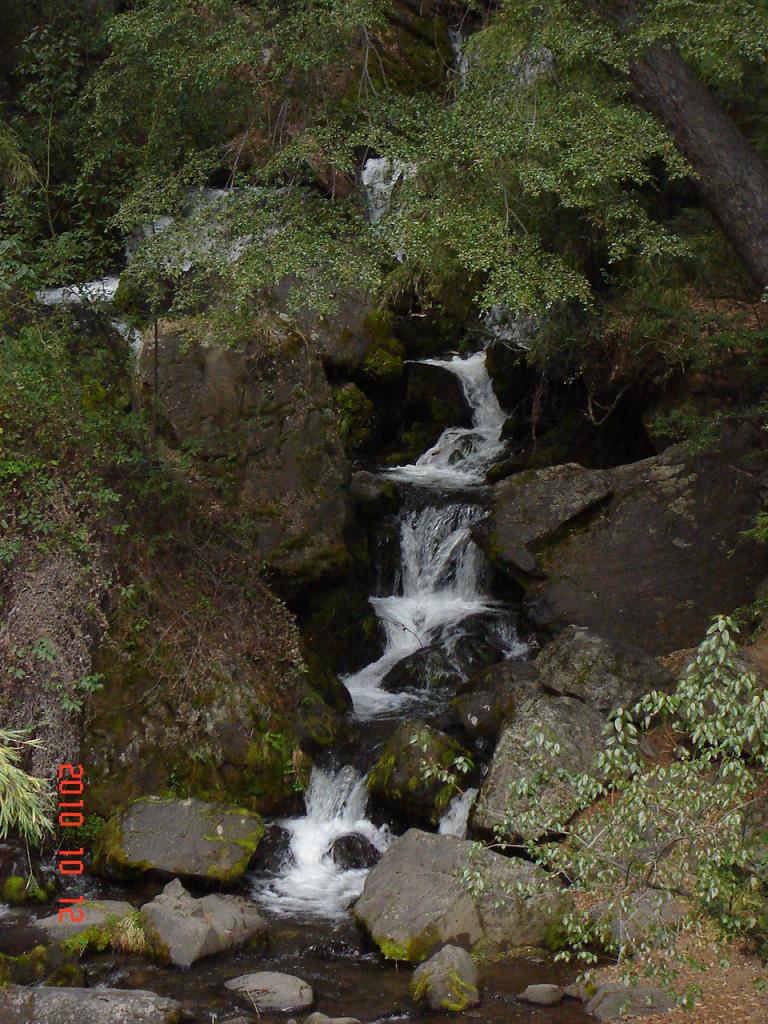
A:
345;501;492;718
253;765;391;919
254;348;529;919
438;787;479;839
386;351;506;487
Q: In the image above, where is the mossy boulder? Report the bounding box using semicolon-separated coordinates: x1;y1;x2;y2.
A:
367;720;470;826
410;945;480;1012
94;797;264;885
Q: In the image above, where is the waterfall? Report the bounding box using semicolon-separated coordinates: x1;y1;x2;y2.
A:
438;787;478;839
385;351;506;487
253;766;391;919
254;347;530;919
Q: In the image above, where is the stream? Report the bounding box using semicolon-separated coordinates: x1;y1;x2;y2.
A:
1;347;589;1023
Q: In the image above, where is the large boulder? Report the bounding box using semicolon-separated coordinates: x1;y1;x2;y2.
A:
139;879;267;968
471;696;605;840
483;437;768;654
94;797;264;884
0;986;184;1024
536;627;673;714
354;829;571;962
224;972;313;1011
138;320;350;584
410;944;480;1012
367;721;470;825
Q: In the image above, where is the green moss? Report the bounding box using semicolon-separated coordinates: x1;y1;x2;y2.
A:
0;945;57;986
1;874;52;905
361;314;405;382
333;382;377;455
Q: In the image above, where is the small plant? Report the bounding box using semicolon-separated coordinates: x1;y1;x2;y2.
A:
0;729;54;846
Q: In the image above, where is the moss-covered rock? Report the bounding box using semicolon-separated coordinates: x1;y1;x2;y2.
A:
410;945;480;1012
0;874;53;906
93;797;265;884
367;720;469;826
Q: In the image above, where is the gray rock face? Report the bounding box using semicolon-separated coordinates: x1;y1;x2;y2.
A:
224;972;314;1011
488;463;612;577
585;982;674;1021
0;986;184;1024
536;627;673;715
138;322;350;583
354;829;571;962
518;984;564;1006
95;796;263;883
411;944;480;1012
471;696;605;840
140;879;267;968
486;442;768;655
36;899;135;940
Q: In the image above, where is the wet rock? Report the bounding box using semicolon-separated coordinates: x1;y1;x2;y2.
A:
367;720;470;826
36;899;135;940
225;971;314;1011
138;321;350;585
410;944;480;1012
349;471;399;518
354;828;571;962
486;440;768;655
454;661;542;742
518;984;563;1006
536;627;673;715
471;696;605;840
94;796;264;884
404;361;473;431
585;982;674;1021
0;985;184;1023
330;833;381;870
140;879;267;968
380;645;464;693
250;824;294;875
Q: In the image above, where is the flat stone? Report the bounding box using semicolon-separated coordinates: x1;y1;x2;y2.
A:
95;796;264;883
140;879;267;968
35;899;135;940
225;972;314;1012
411;944;480;1012
585;982;675;1021
0;985;184;1023
518;983;563;1006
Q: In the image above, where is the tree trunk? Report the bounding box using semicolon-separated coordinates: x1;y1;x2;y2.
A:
630;41;768;292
